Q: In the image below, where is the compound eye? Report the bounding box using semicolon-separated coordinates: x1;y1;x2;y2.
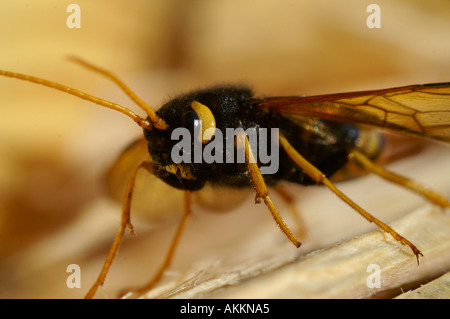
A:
182;110;201;138
190;100;216;144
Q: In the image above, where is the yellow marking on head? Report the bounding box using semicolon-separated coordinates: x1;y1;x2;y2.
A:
191;100;216;144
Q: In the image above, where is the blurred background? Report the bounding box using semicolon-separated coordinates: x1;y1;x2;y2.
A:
0;0;449;298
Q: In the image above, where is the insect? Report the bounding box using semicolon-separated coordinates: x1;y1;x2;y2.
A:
1;58;449;298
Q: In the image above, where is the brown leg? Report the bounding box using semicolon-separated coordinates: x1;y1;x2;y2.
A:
237;132;301;248
124;190;191;297
278;132;423;264
349;150;450;208
274;185;307;239
85;160;155;299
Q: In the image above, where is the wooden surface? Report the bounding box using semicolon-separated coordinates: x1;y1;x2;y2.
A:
143;205;450;299
0;1;449;299
396;271;450;299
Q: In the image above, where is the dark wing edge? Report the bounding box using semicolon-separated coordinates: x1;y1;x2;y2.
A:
255;82;450;143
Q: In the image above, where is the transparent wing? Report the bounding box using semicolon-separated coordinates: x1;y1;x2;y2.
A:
256;82;450;143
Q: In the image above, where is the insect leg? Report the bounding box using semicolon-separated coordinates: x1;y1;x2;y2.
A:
236;132;301;248
274;185;307;239
349;150;450;208
278;132;423;264
85;160;156;299
124;191;191;297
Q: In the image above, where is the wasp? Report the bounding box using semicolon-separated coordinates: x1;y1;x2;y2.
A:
1;58;449;298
